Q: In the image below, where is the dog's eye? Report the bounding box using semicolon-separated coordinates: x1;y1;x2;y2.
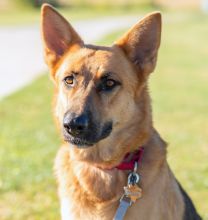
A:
64;76;74;86
106;79;115;87
99;78;119;92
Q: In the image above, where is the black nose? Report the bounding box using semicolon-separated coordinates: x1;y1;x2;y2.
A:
63;114;90;137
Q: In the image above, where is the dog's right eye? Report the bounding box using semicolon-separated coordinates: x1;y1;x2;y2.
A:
64;76;74;86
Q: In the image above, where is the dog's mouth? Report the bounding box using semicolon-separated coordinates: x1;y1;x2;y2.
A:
64;136;94;147
63;122;112;148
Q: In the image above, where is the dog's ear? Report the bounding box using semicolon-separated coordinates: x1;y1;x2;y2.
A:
41;4;83;74
115;12;161;78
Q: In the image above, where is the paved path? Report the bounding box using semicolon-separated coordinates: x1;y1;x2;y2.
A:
0;16;139;99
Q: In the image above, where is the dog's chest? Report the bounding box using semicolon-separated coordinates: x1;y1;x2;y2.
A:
56;147;184;220
59;175;185;220
60;197;117;220
60;195;184;220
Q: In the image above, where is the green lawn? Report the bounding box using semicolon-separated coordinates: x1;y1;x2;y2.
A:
0;11;208;220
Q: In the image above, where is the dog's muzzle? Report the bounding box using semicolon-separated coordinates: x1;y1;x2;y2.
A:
63;112;112;147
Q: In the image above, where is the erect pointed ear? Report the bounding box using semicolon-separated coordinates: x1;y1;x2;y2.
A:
41;4;83;73
115;12;161;78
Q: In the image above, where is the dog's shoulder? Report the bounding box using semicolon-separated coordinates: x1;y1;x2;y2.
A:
177;181;202;220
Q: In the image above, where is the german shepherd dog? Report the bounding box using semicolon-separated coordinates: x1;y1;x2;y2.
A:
41;4;201;220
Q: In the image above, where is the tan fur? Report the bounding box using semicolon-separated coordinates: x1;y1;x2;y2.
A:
41;4;185;220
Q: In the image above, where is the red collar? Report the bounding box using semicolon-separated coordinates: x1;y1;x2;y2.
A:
115;147;144;170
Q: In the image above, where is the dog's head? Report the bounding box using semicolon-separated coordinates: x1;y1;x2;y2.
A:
41;4;161;166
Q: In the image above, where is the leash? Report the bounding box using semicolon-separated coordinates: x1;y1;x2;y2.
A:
113;148;144;220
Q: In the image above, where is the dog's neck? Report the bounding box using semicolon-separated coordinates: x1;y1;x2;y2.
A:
56;128;167;211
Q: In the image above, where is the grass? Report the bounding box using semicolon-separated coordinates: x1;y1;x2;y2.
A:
0;10;208;220
0;77;60;219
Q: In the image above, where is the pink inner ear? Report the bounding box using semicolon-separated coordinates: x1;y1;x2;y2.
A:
41;5;84;71
43;17;71;56
46;29;68;56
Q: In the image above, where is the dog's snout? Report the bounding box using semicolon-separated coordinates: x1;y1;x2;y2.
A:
63;113;90;137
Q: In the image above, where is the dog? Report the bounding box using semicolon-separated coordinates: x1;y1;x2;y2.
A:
41;4;202;220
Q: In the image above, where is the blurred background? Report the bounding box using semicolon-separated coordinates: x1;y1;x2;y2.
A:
0;0;208;219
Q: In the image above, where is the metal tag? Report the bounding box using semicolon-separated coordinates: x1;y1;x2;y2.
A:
125;162;142;203
124;184;142;203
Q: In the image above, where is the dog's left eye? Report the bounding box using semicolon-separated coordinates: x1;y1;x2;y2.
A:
99;78;119;92
64;76;74;86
